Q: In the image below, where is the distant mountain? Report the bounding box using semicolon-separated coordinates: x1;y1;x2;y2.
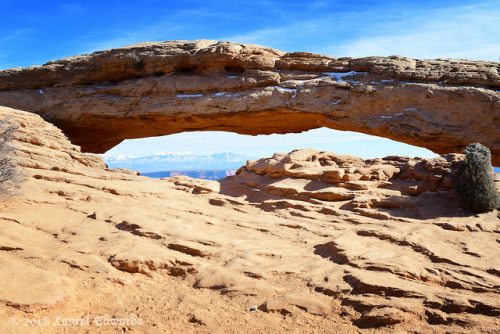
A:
142;170;238;180
102;152;253;173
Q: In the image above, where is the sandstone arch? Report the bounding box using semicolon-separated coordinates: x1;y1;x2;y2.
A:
0;40;499;164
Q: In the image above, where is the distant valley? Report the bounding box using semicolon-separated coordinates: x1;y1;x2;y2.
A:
103;152;499;181
102;152;254;180
141;170;238;180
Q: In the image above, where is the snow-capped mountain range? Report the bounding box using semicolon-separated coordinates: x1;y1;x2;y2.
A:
103;152;500;174
102;152;254;173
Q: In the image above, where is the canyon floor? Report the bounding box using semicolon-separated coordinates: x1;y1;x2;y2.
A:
0;106;499;333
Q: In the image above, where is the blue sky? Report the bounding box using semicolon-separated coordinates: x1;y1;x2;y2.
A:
2;0;499;161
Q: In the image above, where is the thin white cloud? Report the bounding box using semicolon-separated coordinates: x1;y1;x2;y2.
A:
78;6;222;54
0;28;34;69
218;17;343;52
0;28;32;43
308;1;329;10
79;19;189;54
329;4;500;61
220;2;500;61
60;3;86;15
219;27;288;46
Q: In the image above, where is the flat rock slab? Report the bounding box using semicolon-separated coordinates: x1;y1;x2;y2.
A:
0;257;71;312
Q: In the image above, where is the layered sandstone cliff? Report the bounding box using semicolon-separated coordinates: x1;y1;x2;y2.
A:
1;106;499;333
0;40;499;165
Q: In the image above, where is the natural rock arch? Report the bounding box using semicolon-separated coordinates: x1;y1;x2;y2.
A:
0;40;499;164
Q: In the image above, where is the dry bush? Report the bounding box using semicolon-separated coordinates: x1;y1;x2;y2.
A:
455;143;500;212
0;117;23;198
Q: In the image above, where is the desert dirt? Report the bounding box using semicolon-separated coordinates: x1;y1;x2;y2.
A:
0;106;499;333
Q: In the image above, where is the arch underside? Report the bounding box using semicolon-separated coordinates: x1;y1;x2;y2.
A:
53;108;465;157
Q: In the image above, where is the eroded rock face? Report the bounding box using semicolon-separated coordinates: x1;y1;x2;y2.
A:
223;148;464;219
0;40;499;164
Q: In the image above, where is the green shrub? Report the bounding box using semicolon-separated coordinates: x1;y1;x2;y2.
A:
0;118;22;197
455;143;500;212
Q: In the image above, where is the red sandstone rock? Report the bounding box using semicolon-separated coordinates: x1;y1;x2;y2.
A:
0;40;498;165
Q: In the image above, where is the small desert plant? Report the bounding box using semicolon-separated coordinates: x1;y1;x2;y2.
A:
455;143;500;212
0;118;22;198
125;52;145;70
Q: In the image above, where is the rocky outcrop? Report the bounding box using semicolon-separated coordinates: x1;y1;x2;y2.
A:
221;148;464;219
6;106;105;173
0;40;499;164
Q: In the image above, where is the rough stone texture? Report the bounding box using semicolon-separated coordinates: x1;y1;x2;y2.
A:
223;148;464;219
0;106;499;333
0;40;499;164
